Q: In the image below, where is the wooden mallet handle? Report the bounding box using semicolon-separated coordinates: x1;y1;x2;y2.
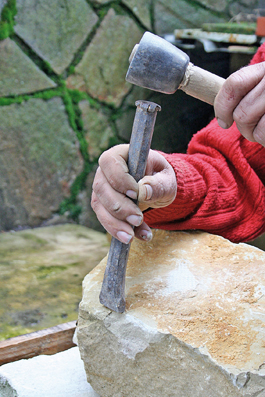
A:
179;63;225;105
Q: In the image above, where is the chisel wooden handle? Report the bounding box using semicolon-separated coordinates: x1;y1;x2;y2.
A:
99;100;161;313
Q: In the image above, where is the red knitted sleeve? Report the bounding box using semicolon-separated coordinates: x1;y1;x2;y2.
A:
144;45;265;243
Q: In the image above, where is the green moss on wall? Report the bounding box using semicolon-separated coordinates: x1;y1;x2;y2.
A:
0;0;149;225
58;88;101;220
0;0;17;40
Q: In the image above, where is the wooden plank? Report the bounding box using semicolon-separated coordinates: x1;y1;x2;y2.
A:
0;321;76;366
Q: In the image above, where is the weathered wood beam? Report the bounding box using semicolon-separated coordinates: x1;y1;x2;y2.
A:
0;321;76;365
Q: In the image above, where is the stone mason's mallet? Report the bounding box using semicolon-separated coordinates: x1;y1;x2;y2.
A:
99;100;161;313
126;31;225;106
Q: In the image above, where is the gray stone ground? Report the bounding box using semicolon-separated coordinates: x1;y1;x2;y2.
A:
0;224;109;340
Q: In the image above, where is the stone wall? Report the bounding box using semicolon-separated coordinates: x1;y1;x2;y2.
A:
0;0;260;232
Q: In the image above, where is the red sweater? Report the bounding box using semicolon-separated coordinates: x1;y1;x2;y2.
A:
144;44;265;243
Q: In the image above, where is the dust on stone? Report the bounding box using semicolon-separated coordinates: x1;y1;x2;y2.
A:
125;230;265;369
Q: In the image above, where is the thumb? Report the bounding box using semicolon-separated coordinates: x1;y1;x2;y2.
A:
138;170;177;209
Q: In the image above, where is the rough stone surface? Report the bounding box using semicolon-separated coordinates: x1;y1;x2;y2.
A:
229;2;259;19
67;8;144;106
90;0;110;4
0;97;82;230
79;100;114;160
115;106;136;142
14;0;98;75
115;85;150;141
122;0;152;30
0;347;100;396
78;230;265;397
0;224;109;340
0;38;56;97
230;0;260;18
154;0;227;35
0;0;7;14
197;0;227;12
77;165;106;233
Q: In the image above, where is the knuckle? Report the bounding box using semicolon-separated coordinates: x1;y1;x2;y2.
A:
92;167;102;193
233;105;247;123
228;70;246;88
233;101;255;127
91;178;97;192
92;179;101;195
157;180;166;198
223;74;244;102
98;150;109;167
112;201;122;214
90;193;98;211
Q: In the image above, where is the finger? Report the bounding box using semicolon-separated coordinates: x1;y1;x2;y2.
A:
134;222;153;242
92;167;143;225
138;173;176;208
99;144;139;199
253;114;265;146
137;153;177;208
214;62;265;129
91;190;134;244
232;74;265;142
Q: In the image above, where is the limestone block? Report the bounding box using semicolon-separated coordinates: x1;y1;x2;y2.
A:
67;8;144;106
122;0;152;30
154;0;226;35
14;0;98;75
79;100;114;160
0;224;109;340
0;97;82;230
0;38;56;97
0;347;100;396
77;230;265;397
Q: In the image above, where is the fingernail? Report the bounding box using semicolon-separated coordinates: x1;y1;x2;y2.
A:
126;214;142;227
117;231;133;244
140;230;153;242
144;184;153;200
126;190;138;200
217;118;228;129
